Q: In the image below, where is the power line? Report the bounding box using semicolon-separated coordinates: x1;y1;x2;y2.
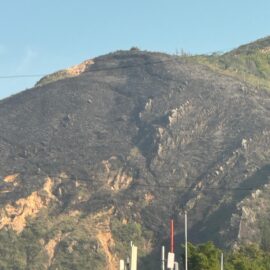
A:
0;54;266;194
131;183;263;191
0;58;179;79
1;156;268;193
0;74;46;79
0;133;265;193
16;171;267;192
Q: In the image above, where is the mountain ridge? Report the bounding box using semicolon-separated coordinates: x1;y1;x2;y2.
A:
1;37;270;269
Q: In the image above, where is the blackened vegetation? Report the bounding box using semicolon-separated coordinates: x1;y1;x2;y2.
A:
1;48;270;268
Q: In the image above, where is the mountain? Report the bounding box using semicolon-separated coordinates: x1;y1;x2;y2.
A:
1;38;270;269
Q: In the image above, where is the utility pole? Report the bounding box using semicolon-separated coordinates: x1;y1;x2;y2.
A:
119;260;125;270
185;211;188;270
221;252;224;270
130;243;138;270
161;246;165;270
170;219;174;253
126;257;130;270
167;219;175;270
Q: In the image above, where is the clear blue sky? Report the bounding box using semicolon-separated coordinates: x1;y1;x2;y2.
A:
1;0;270;100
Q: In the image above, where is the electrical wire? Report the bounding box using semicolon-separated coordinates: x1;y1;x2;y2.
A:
0;56;267;193
0;58;179;79
0;74;46;79
0;135;267;193
10;170;266;192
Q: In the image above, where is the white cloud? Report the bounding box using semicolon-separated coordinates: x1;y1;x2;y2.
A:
16;47;38;73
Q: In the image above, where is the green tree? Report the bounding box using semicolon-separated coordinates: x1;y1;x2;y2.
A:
184;242;221;270
226;244;267;270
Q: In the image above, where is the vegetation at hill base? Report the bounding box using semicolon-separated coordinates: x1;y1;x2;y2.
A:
185;242;270;270
0;210;106;270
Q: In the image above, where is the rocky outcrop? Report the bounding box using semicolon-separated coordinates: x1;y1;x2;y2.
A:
0;177;55;233
35;59;94;86
45;232;62;267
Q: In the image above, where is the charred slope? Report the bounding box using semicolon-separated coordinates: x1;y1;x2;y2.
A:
1;48;270;269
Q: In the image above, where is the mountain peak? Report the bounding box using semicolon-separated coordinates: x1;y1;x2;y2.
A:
35;49;171;87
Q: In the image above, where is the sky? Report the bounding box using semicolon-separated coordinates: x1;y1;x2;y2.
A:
1;0;270;100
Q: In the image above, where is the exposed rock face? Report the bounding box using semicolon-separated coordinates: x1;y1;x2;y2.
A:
96;216;117;270
1;47;270;268
45;232;62;267
0;177;55;233
36;59;94;87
